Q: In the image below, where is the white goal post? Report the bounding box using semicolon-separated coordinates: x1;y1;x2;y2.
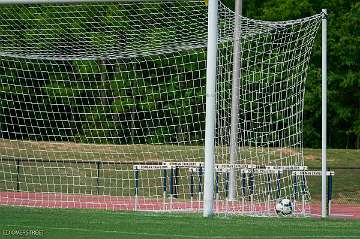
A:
321;8;328;219
0;0;327;217
204;0;328;217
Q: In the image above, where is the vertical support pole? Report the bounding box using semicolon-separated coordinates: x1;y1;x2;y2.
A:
215;171;219;212
229;0;243;202
174;167;179;198
163;169;167;209
301;173;306;216
266;173;271;213
96;161;100;195
203;0;219;218
190;169;194;209
225;171;229;212
321;8;328;219
249;171;254;212
241;171;246;212
134;167;139;211
327;171;333;216
163;169;167;195
198;166;203;206
170;167;174;196
215;172;219;195
293;174;298;200
224;172;229;198
16;159;20;192
276;170;281;199
170;167;174;209
293;174;298;213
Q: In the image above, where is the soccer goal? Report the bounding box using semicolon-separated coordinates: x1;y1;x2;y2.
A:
0;0;327;217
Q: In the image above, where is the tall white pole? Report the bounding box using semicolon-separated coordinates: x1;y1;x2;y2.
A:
203;0;218;218
321;9;328;219
229;0;243;201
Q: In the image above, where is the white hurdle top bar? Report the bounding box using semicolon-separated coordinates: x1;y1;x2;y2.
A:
293;171;335;176
134;162;310;172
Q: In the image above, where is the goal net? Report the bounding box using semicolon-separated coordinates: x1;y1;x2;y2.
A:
0;0;322;215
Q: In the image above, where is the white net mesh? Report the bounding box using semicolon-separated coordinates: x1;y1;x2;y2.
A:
0;0;321;215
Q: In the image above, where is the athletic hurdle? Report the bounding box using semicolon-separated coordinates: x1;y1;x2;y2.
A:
241;168;284;214
133;164;169;210
133;163;331;215
133;162;204;211
293;170;335;216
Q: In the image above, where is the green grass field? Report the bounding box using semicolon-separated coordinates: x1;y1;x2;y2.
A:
1;206;360;239
1;143;360;238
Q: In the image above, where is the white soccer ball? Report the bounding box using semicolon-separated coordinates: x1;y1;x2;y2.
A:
275;198;293;216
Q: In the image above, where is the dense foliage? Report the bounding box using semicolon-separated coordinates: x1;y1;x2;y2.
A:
0;0;358;149
0;3;209;145
223;0;360;148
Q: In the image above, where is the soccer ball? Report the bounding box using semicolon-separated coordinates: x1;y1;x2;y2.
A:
275;198;293;216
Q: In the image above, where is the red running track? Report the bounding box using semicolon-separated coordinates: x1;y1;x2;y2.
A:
1;192;359;219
